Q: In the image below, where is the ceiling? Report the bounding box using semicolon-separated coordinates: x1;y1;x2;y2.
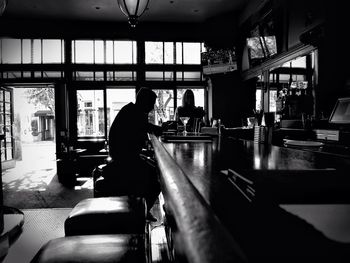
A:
2;0;248;24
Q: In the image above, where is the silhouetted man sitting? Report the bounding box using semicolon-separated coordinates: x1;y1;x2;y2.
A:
105;87;162;221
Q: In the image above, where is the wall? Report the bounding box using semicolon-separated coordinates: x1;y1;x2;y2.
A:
207;72;255;127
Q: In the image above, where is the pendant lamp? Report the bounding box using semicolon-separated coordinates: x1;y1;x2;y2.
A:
117;0;150;27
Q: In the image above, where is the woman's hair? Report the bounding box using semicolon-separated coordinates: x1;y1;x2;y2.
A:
182;89;195;108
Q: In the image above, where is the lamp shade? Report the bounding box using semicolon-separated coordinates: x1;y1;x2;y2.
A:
117;0;149;27
0;0;7;16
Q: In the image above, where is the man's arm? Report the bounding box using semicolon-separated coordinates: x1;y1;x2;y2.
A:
147;123;163;136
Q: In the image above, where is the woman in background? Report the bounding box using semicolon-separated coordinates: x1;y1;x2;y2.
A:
175;89;206;132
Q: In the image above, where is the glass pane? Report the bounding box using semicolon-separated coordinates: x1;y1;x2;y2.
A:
75;71;94;81
176;71;183;81
3;72;21;78
106;71;114;81
95;40;104;64
5;91;10;102
43;39;63;63
61;40;65;63
77;90;104;137
6;148;12;160
279;74;290;83
42;71;63;78
133;41;137;64
5;128;11;138
106;41;114;64
34;72;42;78
146;71;163;81
164;71;174;81
2;38;21;63
5;115;11;125
74;40;94;63
114;41;135;64
23;71;31;78
152;90;175;125
33;39;42;63
183;43;201;64
177;88;205;108
183;71;201;81
0;114;3;125
6;140;12;147
176;42;183;64
145;42;163;64
106;88;136;135
95;71;104;81
22;39;31;63
291;56;306;68
201;43;206;52
164;42;174;64
115;71;135;81
256;89;262;111
291;74;306;81
269;90;277;112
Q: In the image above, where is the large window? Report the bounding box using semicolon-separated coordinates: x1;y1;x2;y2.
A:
72;40;137;64
0;38;65;64
77;88;136;138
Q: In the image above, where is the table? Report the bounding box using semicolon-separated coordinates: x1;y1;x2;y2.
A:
57;148;87;186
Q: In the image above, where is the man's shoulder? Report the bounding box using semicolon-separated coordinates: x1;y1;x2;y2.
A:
119;102;136;113
123;102;135;109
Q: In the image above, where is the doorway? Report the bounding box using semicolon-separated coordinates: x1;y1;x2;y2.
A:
2;85;56;191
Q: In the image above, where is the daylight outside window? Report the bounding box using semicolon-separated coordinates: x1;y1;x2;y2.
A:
106;88;136;136
152;89;174;125
77;90;104;137
269;90;277;112
256;89;262;111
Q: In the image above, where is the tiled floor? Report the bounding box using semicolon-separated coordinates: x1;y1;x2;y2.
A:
2;208;72;263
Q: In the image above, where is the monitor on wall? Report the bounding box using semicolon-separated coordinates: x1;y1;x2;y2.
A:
329;97;350;124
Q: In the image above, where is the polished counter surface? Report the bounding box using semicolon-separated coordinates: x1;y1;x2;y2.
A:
152;134;350;262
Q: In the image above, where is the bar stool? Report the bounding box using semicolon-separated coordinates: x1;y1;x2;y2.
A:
64;196;147;236
93;163;133;198
30;234;147;263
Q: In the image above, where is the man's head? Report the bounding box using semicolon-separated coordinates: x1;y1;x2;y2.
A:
135;87;157;113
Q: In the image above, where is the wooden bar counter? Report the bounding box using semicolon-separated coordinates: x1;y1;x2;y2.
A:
150;134;350;263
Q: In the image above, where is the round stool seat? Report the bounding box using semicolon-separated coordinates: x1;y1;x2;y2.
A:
64;196;147;236
31;234;146;263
